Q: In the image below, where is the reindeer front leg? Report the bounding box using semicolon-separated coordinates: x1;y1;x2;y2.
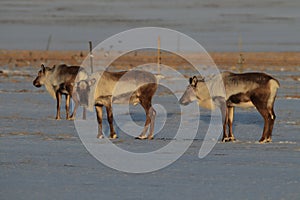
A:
222;106;229;142
214;97;229;142
65;94;71;120
106;104;117;139
55;91;62;120
95;105;104;138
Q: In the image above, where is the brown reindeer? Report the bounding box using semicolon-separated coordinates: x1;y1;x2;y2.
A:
179;71;280;143
33;64;87;120
75;70;158;139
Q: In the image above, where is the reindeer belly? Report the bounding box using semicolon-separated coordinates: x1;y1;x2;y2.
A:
112;91;140;105
227;93;254;108
232;101;254;108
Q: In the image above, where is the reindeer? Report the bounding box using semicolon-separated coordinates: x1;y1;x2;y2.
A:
33;64;87;120
75;70;157;140
179;71;280;143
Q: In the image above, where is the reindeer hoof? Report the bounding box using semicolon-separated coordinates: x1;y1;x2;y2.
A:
135;135;147;140
228;137;236;142
97;134;104;139
259;138;272;143
68;115;75;120
147;136;154;140
109;134;118;139
259;138;267;143
222;138;229;142
55;117;61;120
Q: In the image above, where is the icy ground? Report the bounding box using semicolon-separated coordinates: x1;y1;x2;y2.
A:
0;67;300;199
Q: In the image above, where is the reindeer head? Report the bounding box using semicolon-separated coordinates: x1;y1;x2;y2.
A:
179;76;199;105
75;78;96;106
33;64;52;87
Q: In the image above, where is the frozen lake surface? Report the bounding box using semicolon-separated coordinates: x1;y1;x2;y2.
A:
0;66;300;199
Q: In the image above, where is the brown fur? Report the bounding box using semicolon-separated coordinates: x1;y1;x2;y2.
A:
180;71;280;143
33;64;86;120
76;70;158;139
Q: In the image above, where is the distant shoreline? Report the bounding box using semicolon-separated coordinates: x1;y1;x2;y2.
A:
1;50;299;71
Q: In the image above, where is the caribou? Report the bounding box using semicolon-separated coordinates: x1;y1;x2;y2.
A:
179;71;280;143
33;64;87;120
76;70;158;140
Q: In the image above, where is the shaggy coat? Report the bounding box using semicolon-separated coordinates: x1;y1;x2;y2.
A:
76;70;157;139
179;71;280;143
33;64;87;120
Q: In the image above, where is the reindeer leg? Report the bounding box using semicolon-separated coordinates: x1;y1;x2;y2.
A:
65;94;71;120
227;106;236;141
82;107;86;120
148;106;156;140
95;105;104;139
55;91;62;120
259;111;270;144
70;94;79;120
222;106;229;142
266;107;276;143
251;97;271;143
266;82;278;143
213;97;228;142
106;105;117;139
136;101;152;140
218;99;228;142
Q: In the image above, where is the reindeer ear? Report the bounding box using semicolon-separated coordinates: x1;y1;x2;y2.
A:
51;65;56;69
190;76;198;87
197;75;205;82
88;78;96;87
41;64;45;73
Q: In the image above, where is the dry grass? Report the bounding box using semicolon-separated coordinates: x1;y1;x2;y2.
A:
1;50;300;71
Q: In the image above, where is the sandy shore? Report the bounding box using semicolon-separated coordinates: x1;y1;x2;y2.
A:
1;50;300;72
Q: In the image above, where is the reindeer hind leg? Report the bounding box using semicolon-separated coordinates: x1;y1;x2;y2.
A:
69;94;79;120
136;100;152;140
227;106;236;142
266;107;276;143
266;81;278;142
147;106;156;140
251;96;271;143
